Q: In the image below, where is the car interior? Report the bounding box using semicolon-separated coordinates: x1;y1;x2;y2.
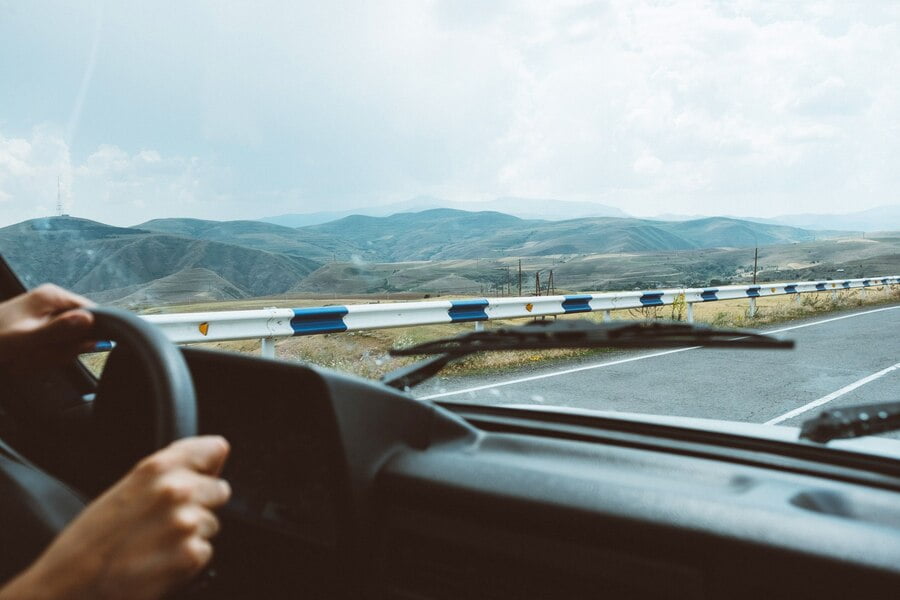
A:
2;256;900;599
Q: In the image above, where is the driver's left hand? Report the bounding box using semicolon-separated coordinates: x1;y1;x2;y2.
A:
0;283;95;369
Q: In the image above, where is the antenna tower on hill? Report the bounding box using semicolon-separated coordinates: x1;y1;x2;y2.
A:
56;176;63;217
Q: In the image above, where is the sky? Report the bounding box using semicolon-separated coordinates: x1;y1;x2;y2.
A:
1;0;899;226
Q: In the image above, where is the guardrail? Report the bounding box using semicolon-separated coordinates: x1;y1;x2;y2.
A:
140;276;900;358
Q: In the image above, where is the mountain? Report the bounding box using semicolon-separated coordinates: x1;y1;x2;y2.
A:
652;205;900;232
764;205;900;232
0;216;320;304
261;196;628;227
0;210;858;305
304;210;838;261
306;209;532;261
136;217;356;261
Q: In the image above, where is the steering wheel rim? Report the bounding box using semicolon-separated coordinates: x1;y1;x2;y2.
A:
90;307;198;446
0;308;198;583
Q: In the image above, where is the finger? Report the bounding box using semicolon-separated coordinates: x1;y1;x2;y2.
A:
181;537;213;576
166;436;231;476
14;309;94;350
26;284;94;314
159;471;231;508
174;505;221;539
187;475;231;509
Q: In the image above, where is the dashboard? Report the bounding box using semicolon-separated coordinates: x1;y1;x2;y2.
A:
179;347;900;599
187;350;346;549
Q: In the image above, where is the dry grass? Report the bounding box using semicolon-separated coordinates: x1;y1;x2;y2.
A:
83;285;900;381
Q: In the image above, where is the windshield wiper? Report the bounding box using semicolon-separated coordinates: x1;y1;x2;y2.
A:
800;402;900;443
381;319;793;390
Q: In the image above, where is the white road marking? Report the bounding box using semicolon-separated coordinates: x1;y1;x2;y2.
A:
764;362;900;425
418;346;701;399
418;304;900;401
765;304;900;335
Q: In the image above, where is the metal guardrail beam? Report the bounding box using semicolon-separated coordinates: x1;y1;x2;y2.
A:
140;277;900;352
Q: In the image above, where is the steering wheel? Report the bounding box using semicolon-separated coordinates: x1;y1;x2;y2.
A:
91;307;198;445
0;307;198;582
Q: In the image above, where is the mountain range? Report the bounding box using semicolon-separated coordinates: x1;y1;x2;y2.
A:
261;196;628;227
0;209;879;306
265;198;900;232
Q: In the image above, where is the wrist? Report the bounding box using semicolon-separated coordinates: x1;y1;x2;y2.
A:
1;552;103;600
0;566;52;600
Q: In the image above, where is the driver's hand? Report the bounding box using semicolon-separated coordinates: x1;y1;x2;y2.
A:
1;436;231;600
0;283;95;368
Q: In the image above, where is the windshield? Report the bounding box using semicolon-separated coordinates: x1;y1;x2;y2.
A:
2;2;900;449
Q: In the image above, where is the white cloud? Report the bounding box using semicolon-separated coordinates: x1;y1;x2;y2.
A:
0;127;231;226
633;154;663;175
1;0;899;222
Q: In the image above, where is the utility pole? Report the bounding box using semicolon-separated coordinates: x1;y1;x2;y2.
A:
518;259;522;297
535;272;541;296
506;266;511;296
753;247;758;285
548;270;554;295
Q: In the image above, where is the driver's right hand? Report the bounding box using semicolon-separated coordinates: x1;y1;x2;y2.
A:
0;436;231;600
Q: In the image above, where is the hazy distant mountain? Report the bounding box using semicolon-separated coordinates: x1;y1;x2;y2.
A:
763;205;900;232
261;195;628;227
0;217;320;304
650;205;900;232
648;213;710;222
306;210;836;260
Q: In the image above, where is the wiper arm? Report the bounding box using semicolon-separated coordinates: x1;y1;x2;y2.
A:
382;319;793;390
800;401;900;443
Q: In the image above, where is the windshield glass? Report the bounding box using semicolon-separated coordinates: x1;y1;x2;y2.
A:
2;2;900;448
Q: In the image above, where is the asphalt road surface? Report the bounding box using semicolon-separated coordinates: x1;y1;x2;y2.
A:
414;304;900;430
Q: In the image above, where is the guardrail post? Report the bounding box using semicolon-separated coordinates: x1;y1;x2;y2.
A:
260;337;276;358
602;309;612;321
686;302;694;324
474;321;484;332
861;287;868;299
794;293;801;305
748;297;757;318
831;290;838;301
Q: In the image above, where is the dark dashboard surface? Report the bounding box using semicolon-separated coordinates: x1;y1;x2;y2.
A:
181;348;900;599
186;350;345;548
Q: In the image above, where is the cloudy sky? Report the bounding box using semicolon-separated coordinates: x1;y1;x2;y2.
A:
1;0;899;226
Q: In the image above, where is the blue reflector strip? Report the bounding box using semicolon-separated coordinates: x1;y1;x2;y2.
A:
449;299;489;322
746;287;760;297
784;285;797;294
842;281;851;288
815;283;826;291
700;289;718;301
640;293;663;306
562;295;592;313
92;340;115;352
863;280;871;286
291;307;348;335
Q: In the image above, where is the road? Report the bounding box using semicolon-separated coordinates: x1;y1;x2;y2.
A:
413;304;900;430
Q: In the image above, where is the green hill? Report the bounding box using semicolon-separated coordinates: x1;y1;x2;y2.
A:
305;210;834;260
137;217;356;261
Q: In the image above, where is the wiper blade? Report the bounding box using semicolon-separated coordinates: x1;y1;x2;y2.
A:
382;319;792;390
800;401;900;443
